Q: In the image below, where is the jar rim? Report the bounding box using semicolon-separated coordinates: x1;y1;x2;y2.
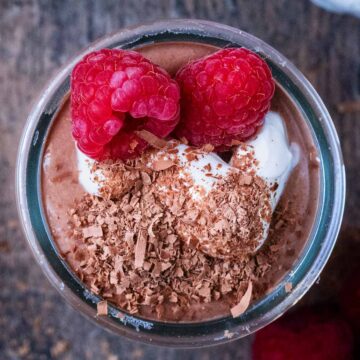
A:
16;19;345;347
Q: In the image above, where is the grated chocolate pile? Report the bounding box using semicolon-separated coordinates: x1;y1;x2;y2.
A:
67;146;280;320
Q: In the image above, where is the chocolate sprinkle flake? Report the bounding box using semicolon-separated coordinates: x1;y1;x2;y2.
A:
135;130;168;149
134;229;147;268
97;300;108;316
152;159;175;171
285;282;293;293
82;225;103;239
202;144;215;152
230;281;253;318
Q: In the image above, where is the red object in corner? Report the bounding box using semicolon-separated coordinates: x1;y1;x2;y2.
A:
253;307;353;360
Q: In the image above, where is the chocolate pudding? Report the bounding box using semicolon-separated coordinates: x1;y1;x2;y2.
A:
42;42;320;322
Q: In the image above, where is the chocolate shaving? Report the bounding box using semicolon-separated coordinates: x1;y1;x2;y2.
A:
82;225;103;238
230;281;253;318
135;130;168;149
134;229;147;268
202;144;215;152
285;282;292;293
152;159;175;171
141;171;152;185
97;300;108;316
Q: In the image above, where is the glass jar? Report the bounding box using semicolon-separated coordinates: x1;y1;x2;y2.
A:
16;19;345;347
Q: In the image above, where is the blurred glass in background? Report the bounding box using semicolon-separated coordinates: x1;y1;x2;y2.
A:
312;0;360;17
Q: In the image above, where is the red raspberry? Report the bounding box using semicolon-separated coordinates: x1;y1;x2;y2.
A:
253;307;354;360
175;48;275;148
71;49;180;160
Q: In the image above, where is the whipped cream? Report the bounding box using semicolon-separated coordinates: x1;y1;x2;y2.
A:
76;111;298;250
231;111;299;248
76;144;232;200
77;149;104;196
231;111;299;209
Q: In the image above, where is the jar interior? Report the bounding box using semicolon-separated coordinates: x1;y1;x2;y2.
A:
19;22;342;346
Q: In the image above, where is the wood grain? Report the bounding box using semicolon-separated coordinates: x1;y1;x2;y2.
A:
1;1;359;358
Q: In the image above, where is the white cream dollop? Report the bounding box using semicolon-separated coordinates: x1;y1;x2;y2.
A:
76;111;299;250
76;149;104;196
230;111;299;248
231;111;299;209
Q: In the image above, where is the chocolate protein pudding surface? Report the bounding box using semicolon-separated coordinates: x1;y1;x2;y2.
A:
42;42;320;322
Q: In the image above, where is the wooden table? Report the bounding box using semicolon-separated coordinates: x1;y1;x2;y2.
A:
1;1;359;359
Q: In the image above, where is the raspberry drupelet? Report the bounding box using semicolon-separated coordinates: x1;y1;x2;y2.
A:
71;49;180;160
